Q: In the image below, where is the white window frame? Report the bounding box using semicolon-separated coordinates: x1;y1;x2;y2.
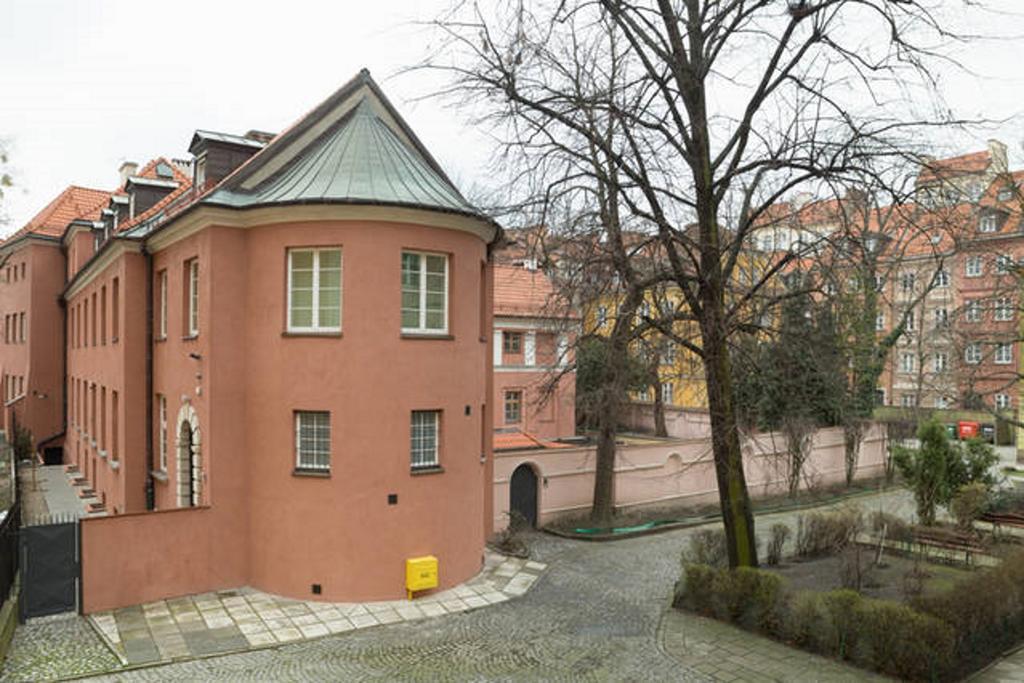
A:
900;394;917;408
410;410;440;469
933;352;948;373
504;389;523;424
965;300;981;323
995;343;1012;365
661;382;674;406
158;270;168;339
995;298;1014;322
875;312;885;331
158;394;167;471
286;247;343;333
934;308;948;328
401;251;449;335
187;259;199;337
980;214;998;233
965;343;982;365
996;394;1011;410
899;353;915;374
933;270;950;288
295;411;331;471
966;256;983;277
997;255;1014;274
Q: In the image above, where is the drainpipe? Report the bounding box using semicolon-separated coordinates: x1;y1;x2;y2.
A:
143;245;155;510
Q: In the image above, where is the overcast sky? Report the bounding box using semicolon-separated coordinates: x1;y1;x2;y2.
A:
0;1;1021;233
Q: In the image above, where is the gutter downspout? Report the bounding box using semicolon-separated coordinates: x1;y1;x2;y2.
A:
143;245;155;510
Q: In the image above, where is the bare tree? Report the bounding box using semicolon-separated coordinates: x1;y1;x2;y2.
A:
425;0;976;566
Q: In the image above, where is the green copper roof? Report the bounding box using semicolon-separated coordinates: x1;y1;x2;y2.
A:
203;97;478;217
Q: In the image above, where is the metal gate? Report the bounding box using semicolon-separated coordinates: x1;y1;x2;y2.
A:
20;519;79;620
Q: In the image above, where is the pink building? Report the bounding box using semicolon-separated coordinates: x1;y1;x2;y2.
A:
0;186;110;458
9;70;500;612
491;264;576;448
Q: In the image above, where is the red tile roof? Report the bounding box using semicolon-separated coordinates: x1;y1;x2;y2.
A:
493;430;572;451
115;157;194;234
494;264;574;319
7;186;111;241
917;150;992;184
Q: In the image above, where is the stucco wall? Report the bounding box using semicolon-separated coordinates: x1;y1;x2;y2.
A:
493;424;887;530
80;506;246;614
620;403;713;440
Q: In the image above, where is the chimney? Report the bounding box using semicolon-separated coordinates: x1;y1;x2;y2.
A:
988;139;1008;173
793;191;814;209
118;161;138;187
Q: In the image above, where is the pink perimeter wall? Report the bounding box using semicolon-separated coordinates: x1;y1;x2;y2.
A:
493;424;887;530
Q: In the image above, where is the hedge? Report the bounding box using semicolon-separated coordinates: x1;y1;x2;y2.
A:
676;563;956;681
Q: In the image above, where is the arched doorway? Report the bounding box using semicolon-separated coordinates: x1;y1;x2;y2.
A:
179;422;197;507
175;402;202;508
509;464;539;528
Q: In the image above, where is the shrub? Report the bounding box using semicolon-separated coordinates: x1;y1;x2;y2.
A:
838;544;875;592
674;563;783;633
950;483;989;532
765;523;790;566
852;596;955;681
869;510;914;544
795;507;861;557
11;424;32;461
683;528;728;568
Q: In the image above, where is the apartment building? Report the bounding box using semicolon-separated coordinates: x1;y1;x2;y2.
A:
7;69;501;610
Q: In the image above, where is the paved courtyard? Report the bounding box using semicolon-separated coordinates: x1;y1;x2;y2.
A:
1;486;918;682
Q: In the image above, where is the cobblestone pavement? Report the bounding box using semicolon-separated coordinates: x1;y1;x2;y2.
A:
1;613;119;681
67;488;911;682
1;487;914;682
970;644;1024;682
89;553;545;666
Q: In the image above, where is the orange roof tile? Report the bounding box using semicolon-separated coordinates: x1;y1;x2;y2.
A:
493;430;573;451
494;264;573;319
917;150;992;184
7;186;111;241
115;157;194;234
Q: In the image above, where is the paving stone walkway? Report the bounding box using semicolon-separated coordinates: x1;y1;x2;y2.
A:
0;486;922;682
88;552;546;666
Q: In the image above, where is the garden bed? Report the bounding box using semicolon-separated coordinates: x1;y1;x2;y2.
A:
544;477;892;540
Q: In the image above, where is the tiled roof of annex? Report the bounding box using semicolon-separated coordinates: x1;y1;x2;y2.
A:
6;186;111;241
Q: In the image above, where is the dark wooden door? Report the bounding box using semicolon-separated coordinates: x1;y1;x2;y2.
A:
20;521;78;619
510;464;538;528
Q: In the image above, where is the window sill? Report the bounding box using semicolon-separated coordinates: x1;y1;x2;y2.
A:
293;468;331;478
110;460;120;471
411;465;444;476
401;333;454;341
182;334;199;341
151;470;168;482
281;331;343;338
155;336;167;343
98;449;108;460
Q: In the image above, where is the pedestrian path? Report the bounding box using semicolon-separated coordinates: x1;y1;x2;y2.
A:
89;552;547;666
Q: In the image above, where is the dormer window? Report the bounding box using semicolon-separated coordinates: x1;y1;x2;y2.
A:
998;188;1014;202
980;214;998;233
155;162;174;178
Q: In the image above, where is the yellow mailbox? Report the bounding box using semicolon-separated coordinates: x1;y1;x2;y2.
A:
405;555;438;599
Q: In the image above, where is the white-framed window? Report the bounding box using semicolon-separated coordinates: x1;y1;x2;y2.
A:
905;310;916;331
965;343;982;364
899;272;915;294
965;300;981;323
996;393;1011;410
933;269;950;288
874;274;885;292
158;270;168;339
995;297;1014;322
933;352;948;373
935;396;950;409
158;394;167;471
636;388;652;402
875;312;885;331
504;389;522;424
966;256;983;277
663;344;676;364
661;382;674;406
287;248;342;332
900;394;918;408
980;214;998;233
401;251;448;334
899;353;915;374
997;254;1014;274
995;343;1013;364
295;411;331;471
999;188;1014;202
410;410;440;469
934;308;948;328
186;258;199;337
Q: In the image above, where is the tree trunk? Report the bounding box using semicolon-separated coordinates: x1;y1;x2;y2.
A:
843;421;865;486
701;319;759;567
651;367;668;437
590;324;630;525
592;416;617;525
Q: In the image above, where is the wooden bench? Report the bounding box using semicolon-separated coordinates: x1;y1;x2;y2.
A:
914;528;986;566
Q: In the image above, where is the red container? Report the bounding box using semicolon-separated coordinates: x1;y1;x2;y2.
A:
957;421;980;439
